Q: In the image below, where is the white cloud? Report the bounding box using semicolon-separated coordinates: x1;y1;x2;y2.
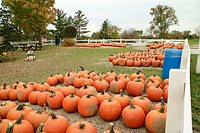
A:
54;0;200;35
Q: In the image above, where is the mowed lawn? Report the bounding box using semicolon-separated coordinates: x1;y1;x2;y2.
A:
0;45;199;132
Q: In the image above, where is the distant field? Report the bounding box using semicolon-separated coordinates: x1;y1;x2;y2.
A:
189;38;199;45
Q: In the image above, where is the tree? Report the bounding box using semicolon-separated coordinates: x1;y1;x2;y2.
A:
52;9;67;39
73;10;89;39
170;30;182;39
4;0;56;43
121;28;143;39
182;30;191;39
99;19;110;39
98;19;121;39
0;1;22;41
150;4;178;38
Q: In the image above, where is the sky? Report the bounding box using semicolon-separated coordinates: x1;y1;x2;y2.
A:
53;0;200;35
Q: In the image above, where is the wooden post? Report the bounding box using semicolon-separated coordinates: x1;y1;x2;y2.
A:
165;69;186;133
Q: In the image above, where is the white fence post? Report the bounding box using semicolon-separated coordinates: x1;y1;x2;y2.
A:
165;69;186;133
196;37;200;73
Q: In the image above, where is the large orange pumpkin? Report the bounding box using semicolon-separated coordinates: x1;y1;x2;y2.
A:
146;84;163;102
126;79;144;96
122;101;145;128
62;92;80;113
66;121;97;133
43;114;69;133
99;99;122;121
78;95;98;118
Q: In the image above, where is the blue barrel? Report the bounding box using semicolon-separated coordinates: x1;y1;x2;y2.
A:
162;49;182;79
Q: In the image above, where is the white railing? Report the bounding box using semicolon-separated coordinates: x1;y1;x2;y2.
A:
77;38;186;46
165;39;192;133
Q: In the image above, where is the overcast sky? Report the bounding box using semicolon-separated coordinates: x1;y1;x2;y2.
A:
54;0;200;35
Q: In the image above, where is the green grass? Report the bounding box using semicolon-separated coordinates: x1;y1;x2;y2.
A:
189;38;199;45
0;45;199;131
190;55;200;132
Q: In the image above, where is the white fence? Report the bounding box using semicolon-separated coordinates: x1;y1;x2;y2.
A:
166;39;192;133
77;38;186;46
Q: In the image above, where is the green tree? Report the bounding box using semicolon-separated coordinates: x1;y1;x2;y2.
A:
182;30;191;39
109;25;121;39
73;10;89;39
52;9;67;39
150;4;178;38
91;31;100;39
170;30;182;39
99;19;110;39
0;1;23;41
4;0;56;43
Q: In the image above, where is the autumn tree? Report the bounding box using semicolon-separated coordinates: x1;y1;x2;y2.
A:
4;0;56;43
121;28;143;39
150;4;178;38
53;8;67;39
73;10;89;39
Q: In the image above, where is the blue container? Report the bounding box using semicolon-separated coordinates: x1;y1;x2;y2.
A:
162;49;182;79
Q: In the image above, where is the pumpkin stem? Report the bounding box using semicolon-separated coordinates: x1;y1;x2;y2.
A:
115;76;118;81
84;84;88;89
109;123;115;133
129;100;136;109
156;83;160;88
23;84;27;88
100;75;102;81
79;122;86;129
136;70;142;74
86;94;93;98
16;105;25;110
70;92;75;97
15;114;24;124
108;98;112;102
6;122;14;133
101;91;105;95
3;82;7;89
14;85;17;90
140;94;147;100
16;81;19;84
110;70;114;73
160;97;165;107
50;113;57;119
79;66;84;71
120;90;124;97
149;79;155;83
36;109;44;114
0;102;6;106
36;123;45;133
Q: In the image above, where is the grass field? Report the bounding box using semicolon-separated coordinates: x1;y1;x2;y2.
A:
0;45;199;132
189;38;199;45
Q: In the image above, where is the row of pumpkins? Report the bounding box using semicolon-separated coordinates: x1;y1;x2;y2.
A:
76;43;126;48
108;49;164;67
0;69;168;133
146;43;184;49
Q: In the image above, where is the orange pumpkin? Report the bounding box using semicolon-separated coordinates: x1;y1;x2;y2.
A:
146;84;163;102
66;121;97;133
0;101;17;119
1;114;34;133
54;73;64;83
145;104;166;133
0;118;10;132
78;95;98;118
126;79;144;96
122;101;145;128
132;95;152;115
17;84;33;102
46;75;57;86
95;91;112;106
62;92;80;113
93;76;109;92
73;76;84;88
28;91;40;105
109;76;125;94
0;83;11;100
113;90;129;109
37;91;50;107
8;85;18;101
43;114;69;133
47;91;64;109
99;99;122;121
60;85;77;97
77;84;97;98
130;70;145;80
6;104;32;120
24;110;49;130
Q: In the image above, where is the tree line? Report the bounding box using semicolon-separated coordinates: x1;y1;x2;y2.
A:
0;1;200;42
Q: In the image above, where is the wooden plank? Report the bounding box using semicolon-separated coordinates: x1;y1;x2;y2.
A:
165;69;186;133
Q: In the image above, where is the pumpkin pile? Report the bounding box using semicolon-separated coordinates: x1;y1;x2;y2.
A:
0;69;169;132
76;43;126;48
108;49;164;67
146;43;184;49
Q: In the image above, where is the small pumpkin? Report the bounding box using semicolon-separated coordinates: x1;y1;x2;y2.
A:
8;85;18;101
17;84;33;102
60;84;77;97
0;101;17;119
113;90;129;109
109;76;125;94
93;76;109;92
95;91;112;106
46;75;57;86
37;91;51;107
47;91;64;109
126;79;144;96
146;84;163;102
28;91;40;105
54;73;64;83
77;84;97;98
